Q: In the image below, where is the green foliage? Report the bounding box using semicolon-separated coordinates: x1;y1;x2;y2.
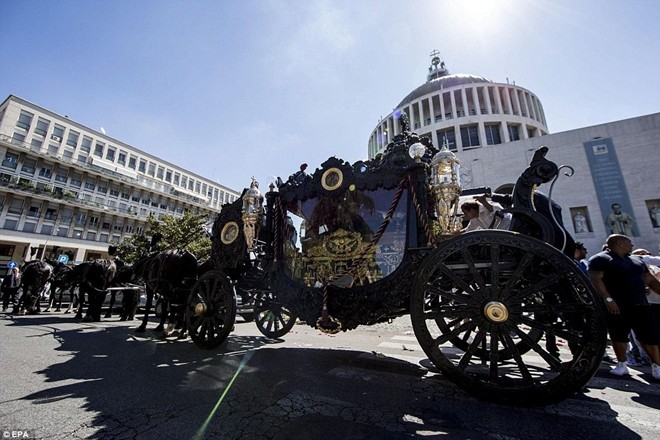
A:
114;212;211;263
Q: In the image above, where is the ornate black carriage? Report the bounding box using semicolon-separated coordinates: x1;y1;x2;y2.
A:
185;120;607;406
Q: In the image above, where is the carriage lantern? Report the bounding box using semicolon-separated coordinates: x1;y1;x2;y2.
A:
242;177;263;251
430;139;461;236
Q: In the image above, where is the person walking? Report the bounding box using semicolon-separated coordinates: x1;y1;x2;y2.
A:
589;234;660;379
574;241;589;274
1;266;21;311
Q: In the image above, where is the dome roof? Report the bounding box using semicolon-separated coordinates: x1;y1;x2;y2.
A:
396;73;493;109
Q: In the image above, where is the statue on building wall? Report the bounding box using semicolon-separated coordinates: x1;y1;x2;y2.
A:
607;203;635;236
573;211;589;233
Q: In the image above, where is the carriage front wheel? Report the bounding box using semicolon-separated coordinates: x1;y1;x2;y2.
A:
254;291;297;339
186;270;237;349
410;231;607;406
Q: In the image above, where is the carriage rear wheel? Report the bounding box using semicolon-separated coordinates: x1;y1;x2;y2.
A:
254;291;297;339
186;270;236;349
410;231;607;406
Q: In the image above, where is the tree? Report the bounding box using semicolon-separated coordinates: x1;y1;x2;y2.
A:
114;212;212;263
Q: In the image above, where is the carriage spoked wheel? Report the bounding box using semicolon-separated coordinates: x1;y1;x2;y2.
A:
254;291;297;339
186;270;236;350
410;230;607;406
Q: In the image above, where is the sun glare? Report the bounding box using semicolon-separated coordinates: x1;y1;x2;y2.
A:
438;0;514;35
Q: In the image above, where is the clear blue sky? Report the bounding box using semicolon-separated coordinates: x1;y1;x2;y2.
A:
1;0;658;192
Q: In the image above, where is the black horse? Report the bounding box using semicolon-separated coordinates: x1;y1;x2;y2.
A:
13;260;53;315
134;249;198;336
44;263;76;313
62;259;117;321
105;260;143;321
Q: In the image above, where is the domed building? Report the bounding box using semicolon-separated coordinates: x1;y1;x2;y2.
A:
368;51;548;161
368;52;660;254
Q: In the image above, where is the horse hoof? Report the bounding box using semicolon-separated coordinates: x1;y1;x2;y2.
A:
44;308;51;312
55;308;61;312
119;316;127;322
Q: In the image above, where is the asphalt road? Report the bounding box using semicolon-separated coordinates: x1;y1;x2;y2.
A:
0;309;659;440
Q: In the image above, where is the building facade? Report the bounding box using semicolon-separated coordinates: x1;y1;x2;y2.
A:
368;54;660;255
0;95;239;271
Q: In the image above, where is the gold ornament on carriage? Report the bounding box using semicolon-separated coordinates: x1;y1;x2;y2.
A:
430;138;461;237
241;177;264;251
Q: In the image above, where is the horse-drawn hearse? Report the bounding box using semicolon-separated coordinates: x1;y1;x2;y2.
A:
179;116;607;406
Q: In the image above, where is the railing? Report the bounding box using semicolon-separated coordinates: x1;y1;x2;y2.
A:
1;134;218;211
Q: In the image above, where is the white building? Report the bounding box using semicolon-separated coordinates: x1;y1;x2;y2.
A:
369;54;660;254
0;95;239;270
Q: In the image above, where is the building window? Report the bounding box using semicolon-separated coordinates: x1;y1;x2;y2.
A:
3;219;18;230
120;192;129;200
527;127;536;138
34;118;49;136
106;147;116;162
181;176;187;187
147;163;155;177
45;208;57;220
125;225;134;233
97;185;107;194
30;138;43;150
460;125;480;149
507;124;520;141
174;173;180;185
16;111;33;130
138;160;146;173
66;130;79;148
165;169;172;182
485;124;502;145
128;156;137;169
57;227;68;237
22;222;36;233
117;151;127;165
81;136;92;153
21;158;37;175
101;222;111;230
156;166;164;179
94;142;104;157
52;125;64;142
70;177;82;187
2;152;19;169
73;229;83;239
12;132;26;145
55;174;67;183
89;216;100;227
84;181;95;190
39;166;52;178
436;128;457;151
86;232;96;241
188;179;194;191
27;206;40;218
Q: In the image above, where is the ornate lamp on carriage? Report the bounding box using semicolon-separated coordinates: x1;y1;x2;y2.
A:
241;177;264;251
429;138;461;237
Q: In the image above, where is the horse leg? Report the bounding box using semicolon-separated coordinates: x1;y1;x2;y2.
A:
56;288;64;312
105;291;116;318
44;286;56;312
136;288;153;333
155;299;167;332
74;288;84;319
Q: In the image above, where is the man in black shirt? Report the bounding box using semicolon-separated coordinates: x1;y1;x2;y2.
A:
589;234;660;379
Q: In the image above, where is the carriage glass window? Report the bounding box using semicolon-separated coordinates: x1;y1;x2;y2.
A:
282;187;408;286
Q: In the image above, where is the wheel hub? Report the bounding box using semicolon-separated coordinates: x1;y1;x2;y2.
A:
194;302;207;316
483;301;509;323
